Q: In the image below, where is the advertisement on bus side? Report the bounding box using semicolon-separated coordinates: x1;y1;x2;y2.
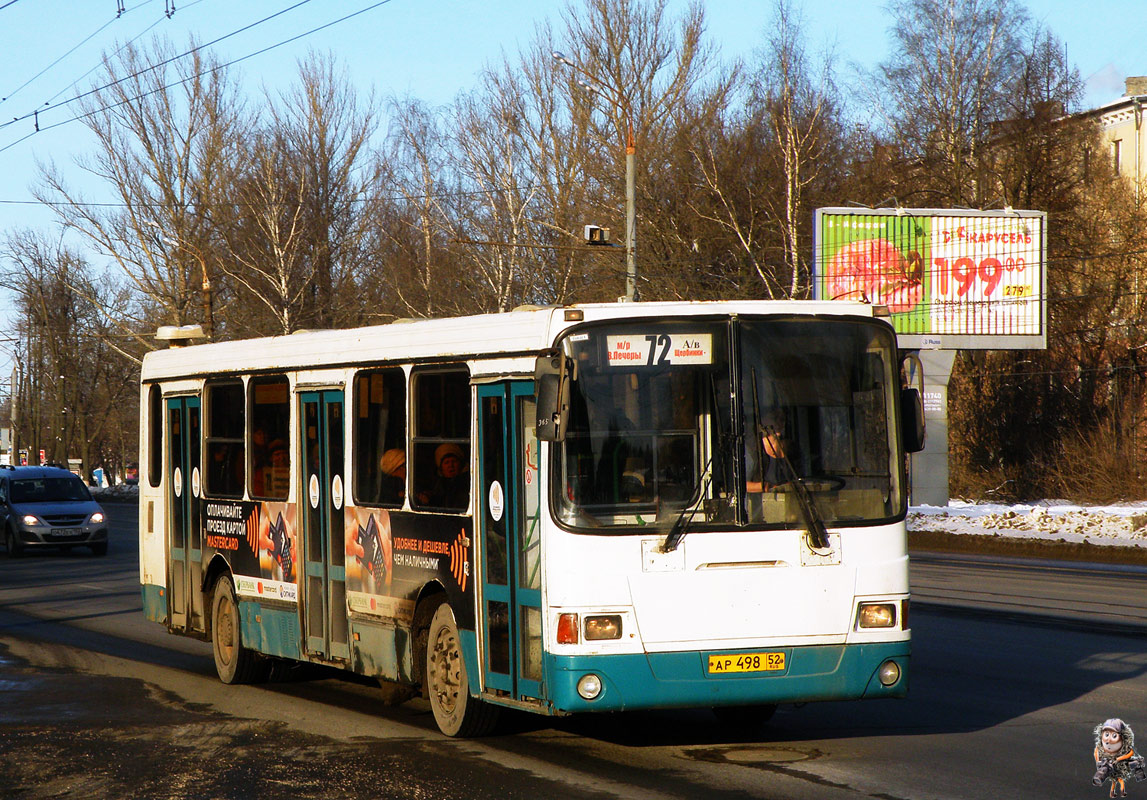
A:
204;499;298;602
344;506;474;629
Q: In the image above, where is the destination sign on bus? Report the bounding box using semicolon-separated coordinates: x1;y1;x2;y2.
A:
606;333;713;366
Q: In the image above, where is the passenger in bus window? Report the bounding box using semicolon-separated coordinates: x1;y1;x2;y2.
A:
379;448;406;503
250;428;268;495
266;439;290;497
420;443;468;509
209;443;243;495
746;411;787;493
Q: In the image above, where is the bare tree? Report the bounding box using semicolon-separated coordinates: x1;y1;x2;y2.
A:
756;0;839;297
35;37;246;346
218;131;313;336
553;0;726;301
873;0;1028;206
377;96;462;318
449;64;546;312
1;232;136;474
270;52;379;329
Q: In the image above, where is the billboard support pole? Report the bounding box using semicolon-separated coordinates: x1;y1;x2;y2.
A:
908;350;957;507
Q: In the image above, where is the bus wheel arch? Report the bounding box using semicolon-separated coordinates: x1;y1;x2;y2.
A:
411;584;447;691
200;555;231;638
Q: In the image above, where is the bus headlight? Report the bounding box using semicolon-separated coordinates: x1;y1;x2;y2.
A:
577;673;603;700
584;615;622;640
857;602;897;629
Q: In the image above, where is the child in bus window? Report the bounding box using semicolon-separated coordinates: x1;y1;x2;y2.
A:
422;443;468;509
379;448;406;504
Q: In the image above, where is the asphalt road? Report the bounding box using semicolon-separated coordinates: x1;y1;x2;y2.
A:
1;505;1145;799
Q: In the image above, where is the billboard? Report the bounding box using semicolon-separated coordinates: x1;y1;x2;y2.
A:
813;208;1047;350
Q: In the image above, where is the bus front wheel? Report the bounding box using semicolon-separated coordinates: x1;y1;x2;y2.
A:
424;600;499;737
211;577;262;684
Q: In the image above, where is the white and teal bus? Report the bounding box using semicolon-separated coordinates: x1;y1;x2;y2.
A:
138;300;924;736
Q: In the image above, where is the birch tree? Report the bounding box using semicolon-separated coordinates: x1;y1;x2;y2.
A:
35;38;246;345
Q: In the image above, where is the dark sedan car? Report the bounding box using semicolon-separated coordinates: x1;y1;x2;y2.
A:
0;465;109;556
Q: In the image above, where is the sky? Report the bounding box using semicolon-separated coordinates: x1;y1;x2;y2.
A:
0;0;1142;380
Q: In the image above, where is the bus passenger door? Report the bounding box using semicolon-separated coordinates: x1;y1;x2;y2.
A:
300;390;349;662
166;396;203;632
477;382;543;702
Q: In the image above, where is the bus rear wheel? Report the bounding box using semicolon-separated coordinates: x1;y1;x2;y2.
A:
211;577;262;684
424;600;499;737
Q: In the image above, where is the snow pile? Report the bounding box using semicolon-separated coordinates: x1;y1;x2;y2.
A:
909;500;1147;549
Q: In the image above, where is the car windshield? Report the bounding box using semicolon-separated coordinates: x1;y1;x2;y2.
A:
11;477;92;504
551;316;904;531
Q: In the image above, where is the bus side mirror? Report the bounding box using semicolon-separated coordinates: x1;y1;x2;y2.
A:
900;388;925;453
535;352;571;442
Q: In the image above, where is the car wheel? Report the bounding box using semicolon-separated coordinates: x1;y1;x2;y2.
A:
5;525;22;558
423;600;499;737
211;577;262;684
91;541;108;557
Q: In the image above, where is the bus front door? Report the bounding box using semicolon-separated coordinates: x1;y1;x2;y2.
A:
300;390;349;662
166;396;203;632
477;382;543;702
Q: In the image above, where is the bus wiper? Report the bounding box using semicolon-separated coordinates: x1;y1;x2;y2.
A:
750;369;831;553
760;421;832;553
661;455;713;553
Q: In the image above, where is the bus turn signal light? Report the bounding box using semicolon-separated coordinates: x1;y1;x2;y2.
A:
557;613;579;644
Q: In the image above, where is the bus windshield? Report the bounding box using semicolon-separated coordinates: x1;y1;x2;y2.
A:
553;317;904;531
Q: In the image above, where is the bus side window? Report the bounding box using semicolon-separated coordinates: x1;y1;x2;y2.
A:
249;376;290;500
353;368;407;507
411;368;470;512
147;384;162;488
206;381;245;498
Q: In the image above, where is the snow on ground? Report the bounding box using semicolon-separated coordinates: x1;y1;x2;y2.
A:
909;500;1147;549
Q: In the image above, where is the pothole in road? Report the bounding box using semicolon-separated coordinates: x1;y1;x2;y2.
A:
682;745;819;765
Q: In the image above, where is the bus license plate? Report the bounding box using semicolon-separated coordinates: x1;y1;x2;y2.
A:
707;652;785;674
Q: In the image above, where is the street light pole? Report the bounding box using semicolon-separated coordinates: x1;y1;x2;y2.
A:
554;50;638;302
624;119;636;303
187;244;215;342
145;222;215;340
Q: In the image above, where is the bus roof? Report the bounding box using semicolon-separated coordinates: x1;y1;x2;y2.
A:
139;299;883;381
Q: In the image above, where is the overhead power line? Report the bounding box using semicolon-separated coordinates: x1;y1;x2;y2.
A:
0;0;317;134
0;0;150;107
0;0;395;156
43;0;208;108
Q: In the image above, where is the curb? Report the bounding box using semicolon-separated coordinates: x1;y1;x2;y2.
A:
908;529;1147;567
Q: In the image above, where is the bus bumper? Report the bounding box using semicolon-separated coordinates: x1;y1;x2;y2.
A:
544;641;909;713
